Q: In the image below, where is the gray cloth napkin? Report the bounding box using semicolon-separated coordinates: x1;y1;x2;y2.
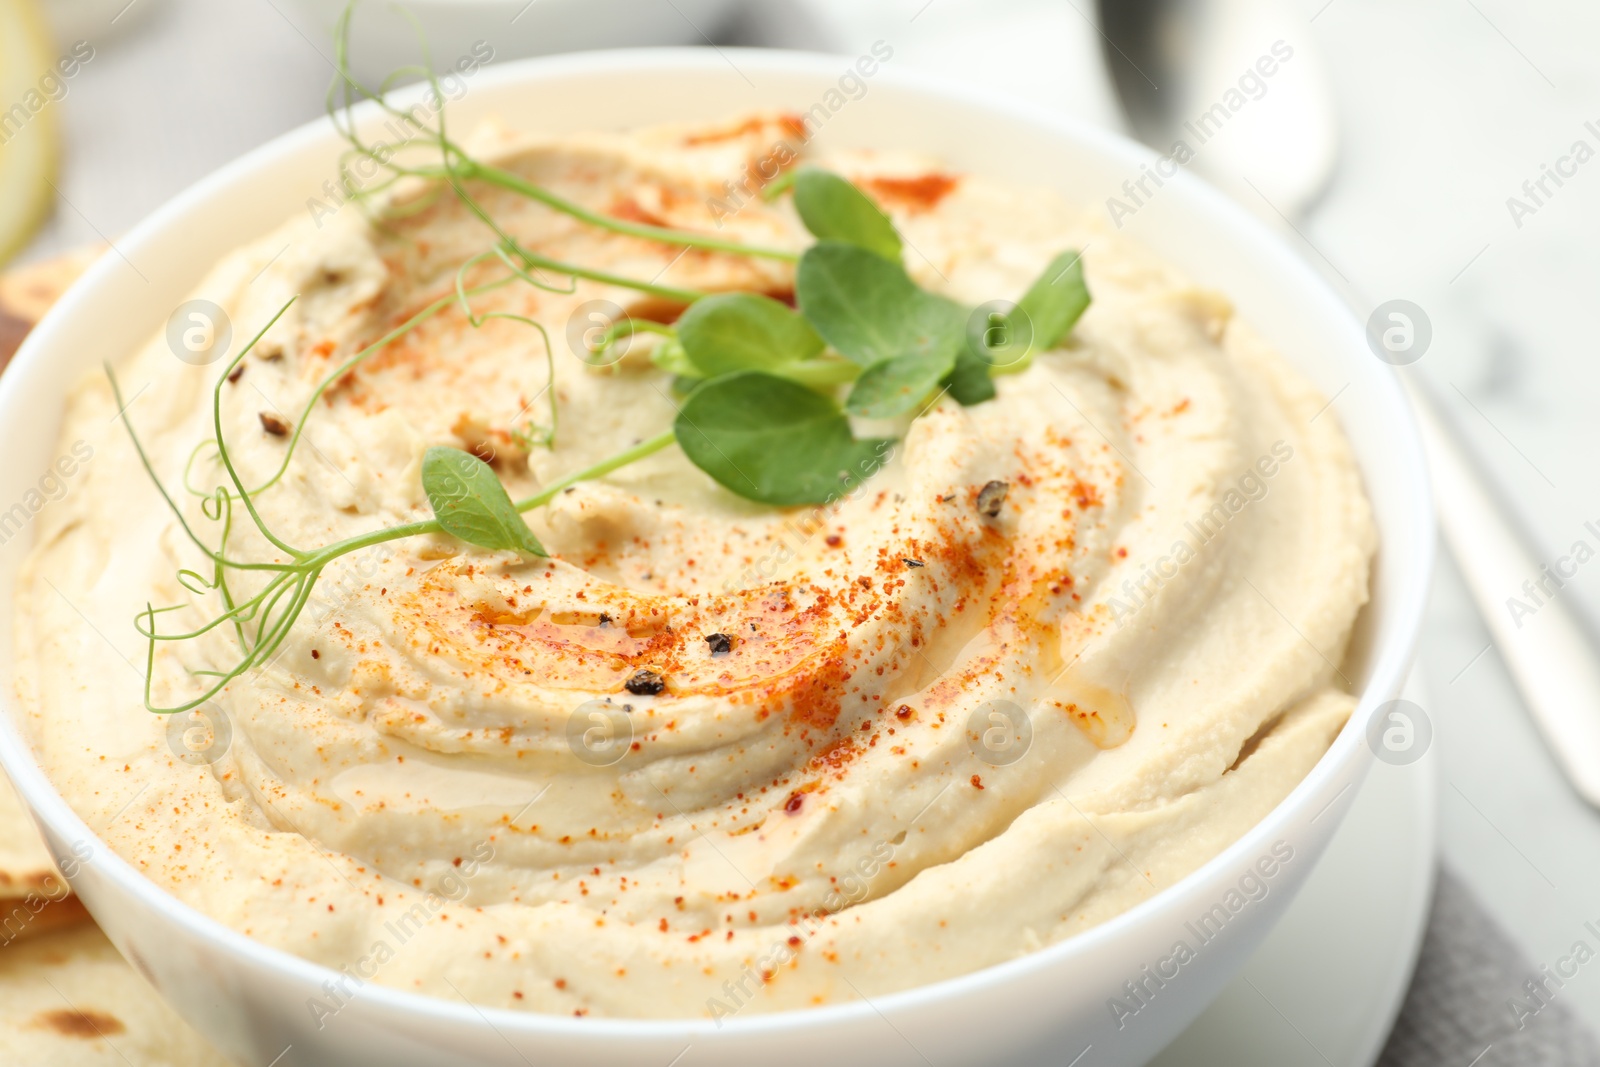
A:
1379;866;1600;1067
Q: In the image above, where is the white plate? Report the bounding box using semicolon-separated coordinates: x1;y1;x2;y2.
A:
1152;675;1437;1067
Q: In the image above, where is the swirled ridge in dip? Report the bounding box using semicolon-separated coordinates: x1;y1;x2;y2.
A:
14;113;1375;1018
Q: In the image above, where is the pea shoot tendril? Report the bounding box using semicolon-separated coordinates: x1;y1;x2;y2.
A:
118;7;1091;717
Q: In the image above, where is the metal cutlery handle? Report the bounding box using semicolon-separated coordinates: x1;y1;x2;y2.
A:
1406;380;1600;805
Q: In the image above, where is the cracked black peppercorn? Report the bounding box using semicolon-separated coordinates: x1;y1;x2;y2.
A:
624;669;666;696
977;479;1010;518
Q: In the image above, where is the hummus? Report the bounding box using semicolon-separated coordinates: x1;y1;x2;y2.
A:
13;112;1375;1019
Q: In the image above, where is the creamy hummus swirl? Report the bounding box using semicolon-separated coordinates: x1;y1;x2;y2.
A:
14;113;1374;1018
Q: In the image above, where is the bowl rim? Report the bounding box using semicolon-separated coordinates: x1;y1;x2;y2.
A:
0;45;1435;1039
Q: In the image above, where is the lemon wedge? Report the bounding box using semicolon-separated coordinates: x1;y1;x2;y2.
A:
0;0;59;268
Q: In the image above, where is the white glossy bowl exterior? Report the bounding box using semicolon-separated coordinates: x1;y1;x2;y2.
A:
0;50;1432;1067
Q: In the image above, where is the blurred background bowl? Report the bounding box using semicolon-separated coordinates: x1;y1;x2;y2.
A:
281;0;748;86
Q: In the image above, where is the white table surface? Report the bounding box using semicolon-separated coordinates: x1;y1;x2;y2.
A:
19;0;1600;1042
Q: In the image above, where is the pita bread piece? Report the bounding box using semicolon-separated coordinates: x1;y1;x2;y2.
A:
0;924;235;1065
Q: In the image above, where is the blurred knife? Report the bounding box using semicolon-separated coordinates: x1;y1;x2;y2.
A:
1096;0;1600;806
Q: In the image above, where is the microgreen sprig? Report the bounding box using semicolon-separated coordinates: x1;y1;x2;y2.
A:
324;5;798;272
118;11;1092;716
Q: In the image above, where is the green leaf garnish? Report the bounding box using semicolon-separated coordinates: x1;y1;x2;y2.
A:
943;346;999;406
1017;250;1091;355
791;168;903;262
796;242;966;367
677;292;824;378
674;372;892;506
847;352;958;418
421;447;547;556
796;241;968;416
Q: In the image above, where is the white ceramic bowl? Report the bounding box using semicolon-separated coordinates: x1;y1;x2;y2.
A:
280;0;748;86
0;49;1432;1067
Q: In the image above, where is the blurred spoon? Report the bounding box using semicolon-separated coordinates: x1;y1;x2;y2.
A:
1098;0;1339;218
1096;0;1600;806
